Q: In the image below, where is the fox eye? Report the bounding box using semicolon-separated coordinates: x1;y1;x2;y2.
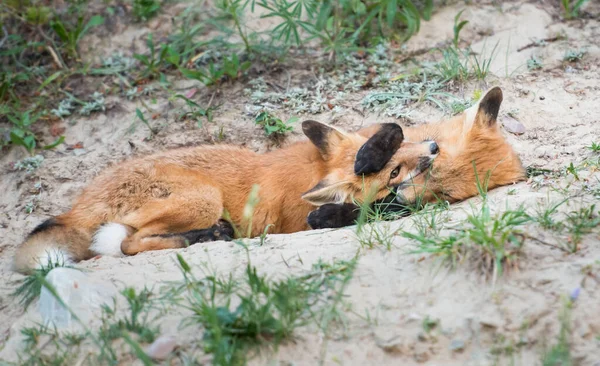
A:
390;166;401;179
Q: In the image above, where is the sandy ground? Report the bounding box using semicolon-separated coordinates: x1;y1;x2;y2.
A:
1;1;600;364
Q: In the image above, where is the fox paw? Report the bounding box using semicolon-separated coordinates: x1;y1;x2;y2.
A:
307;203;360;229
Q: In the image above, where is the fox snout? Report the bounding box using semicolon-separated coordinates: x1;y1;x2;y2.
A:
414;141;440;175
392;140;439;203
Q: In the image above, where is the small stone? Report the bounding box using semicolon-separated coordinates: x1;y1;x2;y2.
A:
502;116;526;135
145;335;177;360
39;267;117;328
73;148;87;156
375;335;409;354
413;343;431;362
539;96;545;100
449;339;466;352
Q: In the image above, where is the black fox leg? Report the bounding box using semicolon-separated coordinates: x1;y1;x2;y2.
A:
154;219;235;245
307;195;412;229
307;203;361;229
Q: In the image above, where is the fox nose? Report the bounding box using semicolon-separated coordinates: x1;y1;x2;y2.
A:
429;142;439;155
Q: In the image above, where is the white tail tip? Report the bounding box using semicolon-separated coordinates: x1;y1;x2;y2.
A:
90;223;130;257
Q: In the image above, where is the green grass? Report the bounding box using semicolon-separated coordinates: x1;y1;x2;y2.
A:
434;46;470;83
530;197;568;231
527;56;543;71
587;142;600;153
254;111;296;137
563;204;600;252
406;202;530;281
563;48;586;62
11;260;71;310
14;284;159;365
175;252;357;365
1;0;442;154
402;166;531;281
470;40;499;81
133;0;162;22
541;297;573;366
561;0;588;19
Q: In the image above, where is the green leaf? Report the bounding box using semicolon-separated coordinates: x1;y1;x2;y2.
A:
136;108;148;124
421;0;433;20
50;21;68;42
87;15;105;28
10;131;27;146
134;54;150;65
179;68;207;83
43;136;65;150
24;135;36;150
38;71;62;92
121;332;153;366
386;0;398;28
176;253;191;273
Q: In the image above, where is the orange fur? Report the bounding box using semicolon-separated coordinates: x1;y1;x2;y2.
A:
13;122;435;273
358;87;525;205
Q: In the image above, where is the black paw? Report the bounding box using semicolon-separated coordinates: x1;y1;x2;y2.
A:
307;203;360;229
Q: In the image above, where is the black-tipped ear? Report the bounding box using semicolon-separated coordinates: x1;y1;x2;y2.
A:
475;87;503;127
354;123;404;175
302;120;334;155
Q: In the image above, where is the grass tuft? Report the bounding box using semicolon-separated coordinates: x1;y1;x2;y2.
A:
175;251;357;365
11;259;70;310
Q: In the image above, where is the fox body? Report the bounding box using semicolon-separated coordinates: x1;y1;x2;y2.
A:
14;121;437;273
308;87;526;229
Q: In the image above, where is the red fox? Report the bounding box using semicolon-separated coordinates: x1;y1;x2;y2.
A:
308;87;526;228
13;121;438;273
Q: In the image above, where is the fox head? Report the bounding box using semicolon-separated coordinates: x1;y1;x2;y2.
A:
373;87;526;205
300;120;439;206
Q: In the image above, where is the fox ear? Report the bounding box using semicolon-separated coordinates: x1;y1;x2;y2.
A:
467;87;503;129
354;123;404;175
302;179;351;206
302;120;348;157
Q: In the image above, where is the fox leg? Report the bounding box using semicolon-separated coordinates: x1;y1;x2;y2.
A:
119;186;226;255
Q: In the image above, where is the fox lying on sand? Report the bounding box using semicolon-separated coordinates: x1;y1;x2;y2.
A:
14;121;438;273
307;87;526;229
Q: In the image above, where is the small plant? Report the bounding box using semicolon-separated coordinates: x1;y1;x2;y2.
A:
541;296;573;365
6;109;43;154
561;0;588;19
404;166;530;281
587;142;600;153
80;92;106;115
98;287;159;345
135;108;157;134
132;0;161;22
527;56;543;71
134;34;170;79
450;99;472;114
453;10;469;48
566;162;580;180
563;48;586;62
175;252;357;365
51;15;105;59
564;204;600;251
12;259;71;309
175;95;214;125
471;41;499;81
434;47;470;82
14;155;45;173
422;316;439;333
531;197;568;232
254;111;296;136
